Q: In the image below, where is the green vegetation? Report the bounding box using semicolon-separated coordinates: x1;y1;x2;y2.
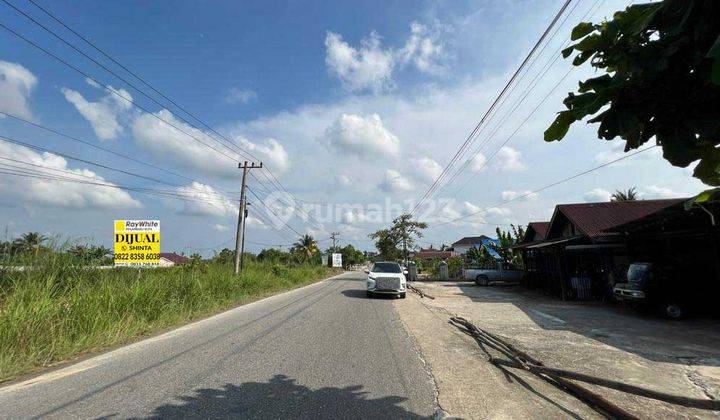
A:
491;226;525;268
545;1;720;189
611;187;639;202
369;213;427;261
0;248;335;383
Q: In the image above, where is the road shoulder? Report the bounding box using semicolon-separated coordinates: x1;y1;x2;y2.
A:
394;288;602;419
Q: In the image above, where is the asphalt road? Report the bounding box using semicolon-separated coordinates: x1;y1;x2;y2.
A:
0;272;437;419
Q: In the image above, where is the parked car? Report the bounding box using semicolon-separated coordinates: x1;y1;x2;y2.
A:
365;261;407;298
463;261;525;286
613;261;718;319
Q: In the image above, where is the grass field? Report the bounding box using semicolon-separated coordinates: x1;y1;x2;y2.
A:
0;253;336;383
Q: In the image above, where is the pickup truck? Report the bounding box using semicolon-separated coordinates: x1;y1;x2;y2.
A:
463;261;525;286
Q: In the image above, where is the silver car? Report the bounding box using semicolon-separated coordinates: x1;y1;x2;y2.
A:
365;262;407;298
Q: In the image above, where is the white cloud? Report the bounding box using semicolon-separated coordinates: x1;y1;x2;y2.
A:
398;22;445;75
213;224;229;232
594;141;662;165
583;188;612;202
324;22;446;92
226;88;257;104
379;169;412;193
245;215;267;230
325;31;395;92
237;137;290;174
0;61;38;120
493;146;524;171
132;109;237;178
0;142;140;209
641;185;678;199
175;182;235;217
61;79;133;140
324;113;400;158
501;190;538;201
469;153;487;172
410;156;443;181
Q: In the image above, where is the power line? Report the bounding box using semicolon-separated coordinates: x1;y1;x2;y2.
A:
0;111;195;183
0;11;321;236
4;0;321;235
1;0;256;164
0;21;242;164
437;0;600;194
428;145;658;228
410;0;575;215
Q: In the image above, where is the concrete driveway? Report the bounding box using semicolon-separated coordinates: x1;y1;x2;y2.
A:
396;280;720;419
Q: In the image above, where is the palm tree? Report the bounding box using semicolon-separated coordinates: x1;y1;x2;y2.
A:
293;235;318;261
611;187;639;202
12;232;47;255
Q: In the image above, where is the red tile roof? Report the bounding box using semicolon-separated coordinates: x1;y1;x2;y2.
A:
526;222;550;241
160;253;189;264
414;250;458;259
548;199;686;239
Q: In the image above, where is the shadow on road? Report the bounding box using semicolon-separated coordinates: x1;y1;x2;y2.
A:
341;289;398;300
142;374;429;419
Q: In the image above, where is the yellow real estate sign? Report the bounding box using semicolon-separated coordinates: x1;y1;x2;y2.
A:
114;220;160;266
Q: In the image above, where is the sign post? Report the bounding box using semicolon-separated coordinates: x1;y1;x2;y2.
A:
331;253;342;268
114;220;160;267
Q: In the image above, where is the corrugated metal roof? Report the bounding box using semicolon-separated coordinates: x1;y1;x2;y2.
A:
549;199;687;238
452;235;492;245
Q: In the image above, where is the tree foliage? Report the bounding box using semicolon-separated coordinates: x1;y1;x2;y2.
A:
545;1;720;187
368;213;428;260
338;244;365;268
291;235;319;261
489;226;525;267
464;245;495;268
611;187;639;202
12;232;48;255
67;244;112;264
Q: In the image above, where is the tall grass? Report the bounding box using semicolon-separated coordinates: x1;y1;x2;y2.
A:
0;252;335;382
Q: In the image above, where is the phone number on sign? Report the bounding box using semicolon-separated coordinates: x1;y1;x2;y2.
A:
115;253;160;261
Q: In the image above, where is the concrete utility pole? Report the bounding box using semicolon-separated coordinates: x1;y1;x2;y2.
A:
240;203;249;271
330;231;340;252
234;161;262;275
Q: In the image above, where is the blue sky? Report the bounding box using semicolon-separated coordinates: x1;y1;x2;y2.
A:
0;0;707;254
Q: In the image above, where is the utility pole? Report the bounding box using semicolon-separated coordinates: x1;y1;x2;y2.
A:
330;232;340;252
234;161;262;274
240;202;249;271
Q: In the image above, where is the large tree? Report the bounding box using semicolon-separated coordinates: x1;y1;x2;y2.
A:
368;213;428;261
292;235;318;261
12;232;47;255
545;1;720;192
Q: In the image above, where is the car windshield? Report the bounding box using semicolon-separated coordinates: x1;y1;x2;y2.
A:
371;263;402;273
627;263;651;285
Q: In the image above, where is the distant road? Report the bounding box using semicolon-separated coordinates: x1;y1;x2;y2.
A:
0;272;437;419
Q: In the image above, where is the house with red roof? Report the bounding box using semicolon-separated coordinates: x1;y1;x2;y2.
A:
515;198;691;300
159;252;189;267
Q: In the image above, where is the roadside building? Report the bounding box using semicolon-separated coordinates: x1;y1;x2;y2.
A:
451;236;499;256
411;248;459;260
159;252;189;267
515;199;688;300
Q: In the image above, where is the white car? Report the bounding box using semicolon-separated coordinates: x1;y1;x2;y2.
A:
365;262;407;298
